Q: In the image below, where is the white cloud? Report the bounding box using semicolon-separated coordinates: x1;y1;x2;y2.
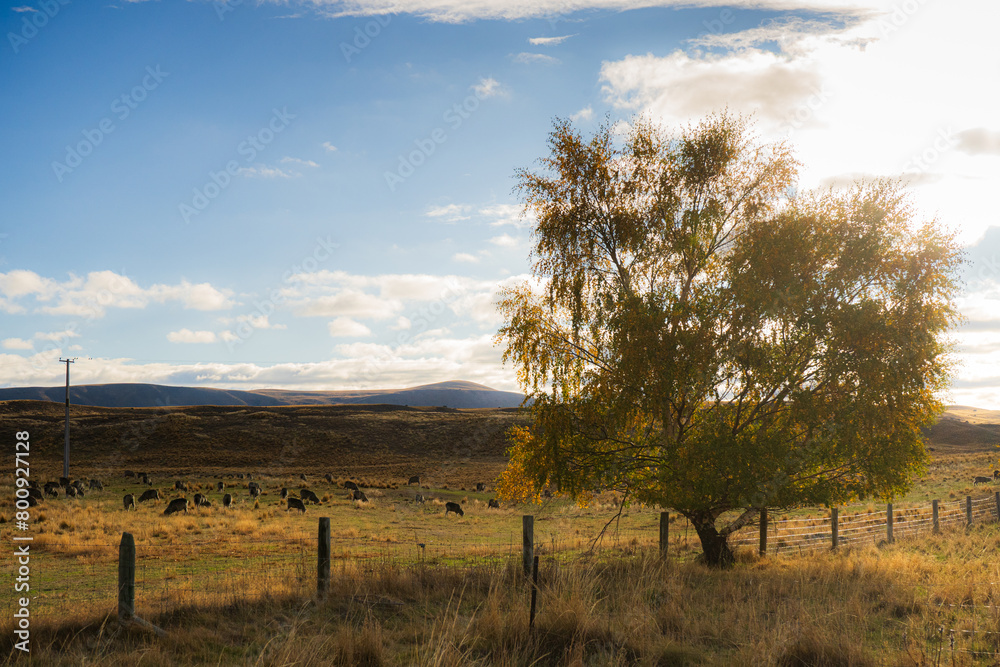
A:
529;34;575;46
2;338;32;350
327;317;373;337
481;203;531;228
278;1;898;25
235;314;286;330
453;253;479;263
0;270;233;318
34;329;81;342
472;77;505;98
426;203;471;221
295;288;402;319
281;156;321;167
238;165;296;178
167;329;218;344
11;6;37;12
321;141;338;152
513;52;560;65
489;234;521;248
151;281;234;311
571;105;594;122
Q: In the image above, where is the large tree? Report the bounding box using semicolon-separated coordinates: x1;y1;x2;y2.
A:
495;113;963;566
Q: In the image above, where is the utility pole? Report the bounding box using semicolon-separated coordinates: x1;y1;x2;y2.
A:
59;358;76;478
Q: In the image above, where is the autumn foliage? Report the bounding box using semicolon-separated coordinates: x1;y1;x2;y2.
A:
495;113;963;566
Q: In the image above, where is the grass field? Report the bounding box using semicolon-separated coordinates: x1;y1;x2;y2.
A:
4;401;1000;664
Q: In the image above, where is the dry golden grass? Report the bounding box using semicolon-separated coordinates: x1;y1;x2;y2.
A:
10;524;1000;665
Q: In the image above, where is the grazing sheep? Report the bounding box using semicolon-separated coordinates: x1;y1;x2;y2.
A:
26;496;38;507
200;499;212;508
138;473;150;485
280;487;288;499
194;493;205;507
287;497;306;513
59;477;70;487
223;493;233;508
66;486;78;498
353;489;368;502
974;476;992;485
163;498;189;515
324;473;334;483
89;479;103;491
217;481;225;492
301;489;320;504
476;483;486;493
138;489;160;503
124;470;135;478
175;481;187;491
445;502;464;517
488;498;500;509
300;474;308;482
237;473;245;479
123;494;135;510
27;487;43;501
343;481;359;492
995;470;1000;481
44;485;59;498
415;494;425;503
249;483;261;498
408;475;420;486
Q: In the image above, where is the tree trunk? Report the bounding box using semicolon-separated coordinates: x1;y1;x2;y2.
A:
687;511;735;568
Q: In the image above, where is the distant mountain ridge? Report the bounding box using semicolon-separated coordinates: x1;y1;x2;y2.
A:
0;381;527;409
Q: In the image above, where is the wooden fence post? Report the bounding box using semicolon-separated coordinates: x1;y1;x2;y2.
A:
118;532;135;622
759;508;768;556
317;517;330;598
831;508;839;550
967;496;973;527
994;492;999;522
886;503;893;543
932;499;939;534
659;512;669;557
523;515;534;578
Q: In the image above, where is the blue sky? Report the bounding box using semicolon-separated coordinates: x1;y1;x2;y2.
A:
3;0;1000;407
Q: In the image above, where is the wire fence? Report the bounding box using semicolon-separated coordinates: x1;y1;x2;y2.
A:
4;491;1000;633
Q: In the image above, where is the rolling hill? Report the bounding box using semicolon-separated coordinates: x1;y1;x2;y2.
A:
0;380;526;410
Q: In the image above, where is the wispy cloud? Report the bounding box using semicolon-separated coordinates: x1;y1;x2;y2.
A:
321;141;338;152
238;165;297;178
529;34;575;46
472;76;505;98
452;252;479;263
327;316;372;337
512;52;560;65
281;156;320;168
167;329;218;344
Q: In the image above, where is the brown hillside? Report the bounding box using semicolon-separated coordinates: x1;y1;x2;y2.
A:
1;400;527;485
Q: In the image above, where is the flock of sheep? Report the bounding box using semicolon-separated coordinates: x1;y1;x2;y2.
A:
24;470;501;518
